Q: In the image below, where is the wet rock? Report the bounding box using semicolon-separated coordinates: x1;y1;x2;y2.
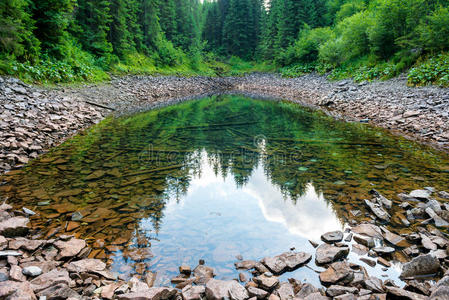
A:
30;269;71;293
326;285;358;297
22;266;43;277
372;246;395;255
9;237;43;251
295;283;318;299
315;244;349;265
382;229;407;247
425;207;449;227
124;247;153;261
386;286;427;300
0;250;22;257
22;207;36;215
247;286;268;299
276;282;294;300
67;258;106;273
352;244;369;256
182;285;205;300
351;224;382;239
353;235;375;248
179;265;191;275
319;262;354;285
377;257;391;267
364;199;390;222
54;238;86;259
0;216;29;237
193;264;214;280
400;254;440;278
253;274;279;291
261;252;311;274
321;231;343;243
405;280;431;296
370;189;392;209
205;279;248;300
360;258;376;267
303;292;330;299
409;189;431;200
0;280;36;299
420;233;437;250
235;260;256;270
36;283;80;299
363;277;384;293
119;287;177;300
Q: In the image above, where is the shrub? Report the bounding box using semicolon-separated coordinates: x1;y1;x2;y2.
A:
408;53;449;87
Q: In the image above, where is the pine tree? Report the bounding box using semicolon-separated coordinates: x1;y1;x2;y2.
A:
0;0;39;60
31;0;74;58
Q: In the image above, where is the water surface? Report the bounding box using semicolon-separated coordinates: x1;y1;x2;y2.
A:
1;95;449;286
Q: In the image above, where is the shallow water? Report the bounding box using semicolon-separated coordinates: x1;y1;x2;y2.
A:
1;94;449;286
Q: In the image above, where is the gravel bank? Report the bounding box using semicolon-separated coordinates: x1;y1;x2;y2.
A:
1;73;448;174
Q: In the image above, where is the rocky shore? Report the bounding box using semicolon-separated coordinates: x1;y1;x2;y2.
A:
1;73;448;174
1;74;449;299
1;187;449;299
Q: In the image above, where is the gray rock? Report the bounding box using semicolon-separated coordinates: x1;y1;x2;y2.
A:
22;266;42;277
363;277;384;293
364;199;390;222
247;286;268;299
409;189;431;200
0;250;22;257
373;246;395;255
321;231;343;243
261;252;311;274
315;243;349;265
319;262;354;285
235;260;256;270
182;285;205;300
353;235;375;248
253;274;279;291
400;254;440;278
22;207;36;215
295;283;318;299
0;217;29;237
326;285;358;297
205;279;248;300
276;282;294;300
370;189;392;209
386;286;428;300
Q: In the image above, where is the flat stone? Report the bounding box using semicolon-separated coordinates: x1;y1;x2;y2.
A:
365;199;390;222
182;285;205;300
315;244;349;265
67;258;106;273
124;247;153;261
30;269;71;293
377;257;391;267
430;286;449;300
295;283;318;299
119;287;177;300
351;224;382;239
0;216;29;237
0;250;22;257
179;265;191;275
253;274;279;291
386;286;427;300
420;233;437;250
247;286;268;299
383;229;407;247
276;282;294;300
400;254;440;278
262;252;311;274
319;262;354;285
363;277;384;293
321;231;343;243
353;235;375;248
101;282;122;299
370;189;393;209
36;283;80;299
9;237;43;251
205;279;248;300
373;246;395;255
22;207;36;215
326;285;358;297
235;260;256;270
304;292;331;299
360;258;376;267
10;265;26;281
0;280;36;299
193;264;214;280
22;266;42;277
409;190;431;200
54;238;86;258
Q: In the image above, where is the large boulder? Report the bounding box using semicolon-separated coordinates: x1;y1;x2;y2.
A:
400;254;440;278
315;244;349;265
205;279;248;300
0;216;29;237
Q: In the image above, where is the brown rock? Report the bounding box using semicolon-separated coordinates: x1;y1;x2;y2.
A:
10;265;26;281
182;285;205;300
101;282;122;299
0;280;36;299
400;254;440;278
124;247;153;261
351;224;382;239
253;274;279;291
315;244;349;265
30;269;71;293
319;262;354;285
205;279;248;300
67;258;106;273
386;286;427;300
0;216;29;237
54;238;86;259
9;237;43;251
66;221;80;231
36;283;80;299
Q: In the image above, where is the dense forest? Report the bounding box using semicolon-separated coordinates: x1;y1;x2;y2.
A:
1;0;448;85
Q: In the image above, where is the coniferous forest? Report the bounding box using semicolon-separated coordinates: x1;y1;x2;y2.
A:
1;0;448;85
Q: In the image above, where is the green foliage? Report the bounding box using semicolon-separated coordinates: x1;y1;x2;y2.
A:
415;6;449;53
408;53;449;87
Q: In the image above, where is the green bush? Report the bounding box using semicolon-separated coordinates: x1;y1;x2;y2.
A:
408;53;449;87
416;6;449;53
276;27;334;66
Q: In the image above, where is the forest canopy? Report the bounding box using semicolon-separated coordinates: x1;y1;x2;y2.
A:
1;0;448;85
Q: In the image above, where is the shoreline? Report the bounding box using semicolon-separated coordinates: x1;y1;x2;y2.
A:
1;73;448;175
1;74;449;298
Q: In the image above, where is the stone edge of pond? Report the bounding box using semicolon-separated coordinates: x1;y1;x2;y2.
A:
1;187;449;299
1;73;449;175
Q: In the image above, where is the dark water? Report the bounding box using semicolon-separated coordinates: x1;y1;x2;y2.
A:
1;95;449;286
